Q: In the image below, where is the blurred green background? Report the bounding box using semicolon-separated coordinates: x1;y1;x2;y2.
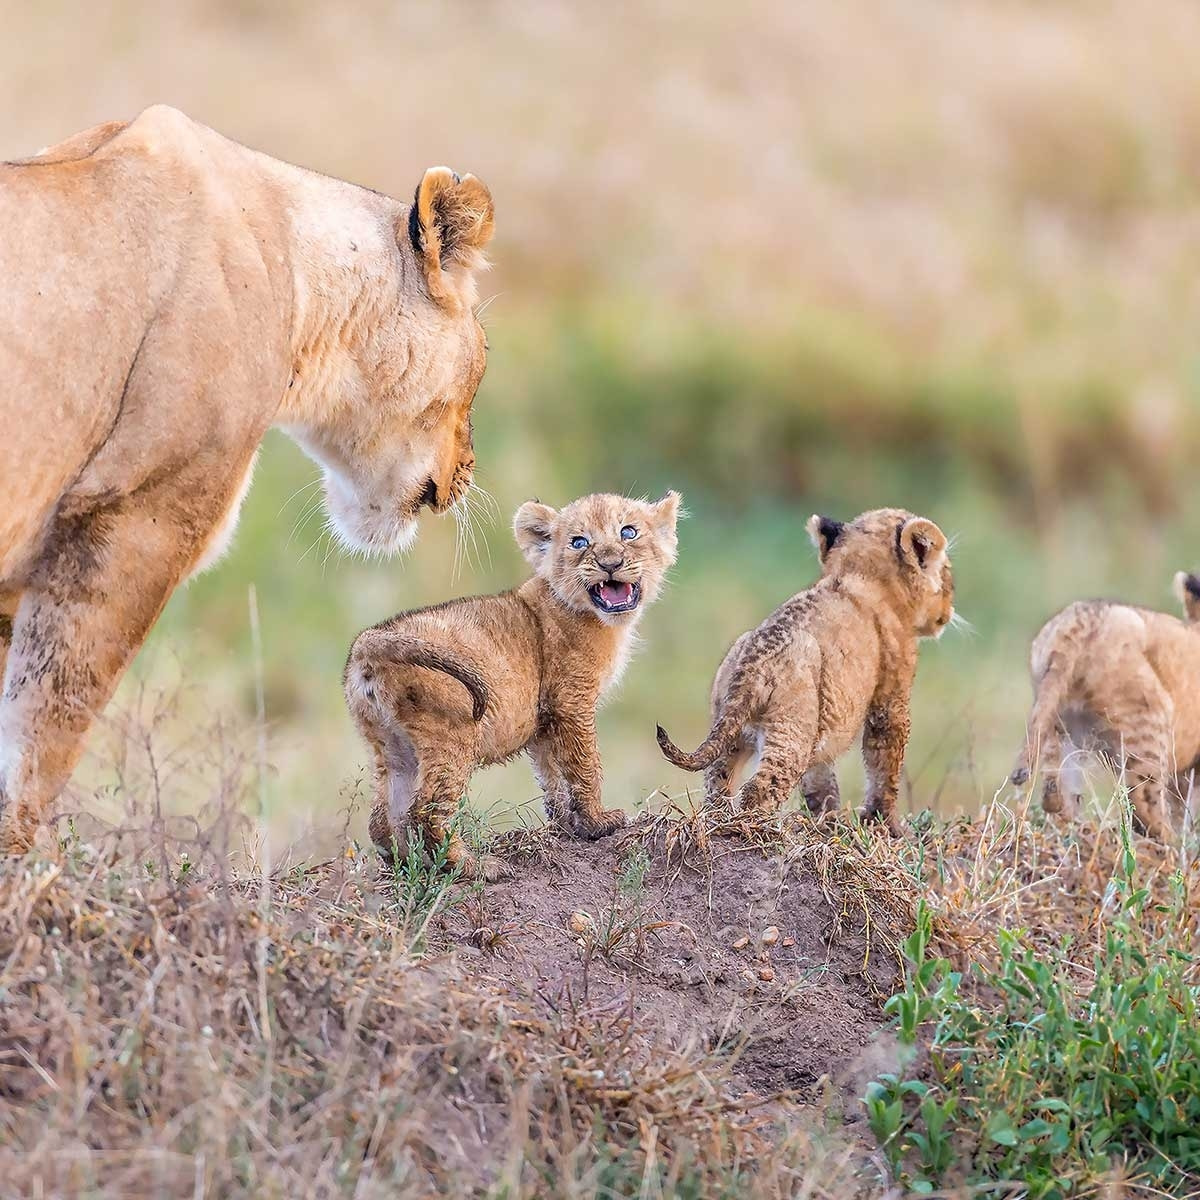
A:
5;1;1199;848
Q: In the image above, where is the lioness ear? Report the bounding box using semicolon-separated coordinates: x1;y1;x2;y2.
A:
513;501;557;569
899;517;948;578
407;167;495;309
806;514;844;561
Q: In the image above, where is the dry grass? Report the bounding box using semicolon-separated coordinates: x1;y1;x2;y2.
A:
6;698;1196;1199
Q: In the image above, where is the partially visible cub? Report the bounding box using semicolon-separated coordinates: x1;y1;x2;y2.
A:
1010;571;1200;840
656;508;953;834
652;508;950;835
345;491;680;879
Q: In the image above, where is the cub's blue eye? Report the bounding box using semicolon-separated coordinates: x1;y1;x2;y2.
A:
571;535;590;550
620;525;638;540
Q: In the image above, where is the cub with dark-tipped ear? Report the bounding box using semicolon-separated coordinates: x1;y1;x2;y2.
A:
656;508;954;834
1011;570;1200;840
345;491;681;879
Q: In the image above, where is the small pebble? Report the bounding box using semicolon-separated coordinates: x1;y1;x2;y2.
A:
731;935;750;951
782;936;795;948
567;911;595;936
760;926;780;946
758;965;776;982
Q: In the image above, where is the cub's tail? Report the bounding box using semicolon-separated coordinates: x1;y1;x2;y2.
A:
349;629;489;721
656;703;749;772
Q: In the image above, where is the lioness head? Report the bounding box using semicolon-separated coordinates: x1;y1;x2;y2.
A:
513;492;682;624
286;167;495;556
808;508;954;638
1174;571;1200;622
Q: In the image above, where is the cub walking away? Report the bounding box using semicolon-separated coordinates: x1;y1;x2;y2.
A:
1010;571;1200;841
345;492;680;879
656;508;954;834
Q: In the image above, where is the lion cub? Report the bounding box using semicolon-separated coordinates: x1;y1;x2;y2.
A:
345;491;680;879
1010;571;1200;840
656;509;953;834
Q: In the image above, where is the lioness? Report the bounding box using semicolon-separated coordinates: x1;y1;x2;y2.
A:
1009;571;1200;840
0;107;494;850
345;492;681;879
656;509;953;834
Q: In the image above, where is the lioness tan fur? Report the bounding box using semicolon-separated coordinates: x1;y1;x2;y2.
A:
345;492;681;879
656;509;953;834
0;107;495;850
1009;572;1200;840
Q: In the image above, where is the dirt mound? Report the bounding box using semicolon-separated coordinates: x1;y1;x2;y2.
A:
436;818;906;1113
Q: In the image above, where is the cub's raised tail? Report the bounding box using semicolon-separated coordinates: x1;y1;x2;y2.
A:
656;703;748;771
348;629;489;721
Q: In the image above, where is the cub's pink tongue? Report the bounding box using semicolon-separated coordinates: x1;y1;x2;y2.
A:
599;581;632;606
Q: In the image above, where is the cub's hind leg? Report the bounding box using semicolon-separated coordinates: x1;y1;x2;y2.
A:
366;729;420;864
412;740;510;881
736;718;815;816
1036;726;1082;817
703;732;753;812
1104;673;1175;841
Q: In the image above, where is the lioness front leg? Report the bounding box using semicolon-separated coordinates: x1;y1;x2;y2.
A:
546;711;626;839
0;508;195;851
860;696;911;837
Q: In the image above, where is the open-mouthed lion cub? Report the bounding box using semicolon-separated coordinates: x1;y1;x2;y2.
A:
1010;571;1200;840
345;492;680;879
656;509;953;834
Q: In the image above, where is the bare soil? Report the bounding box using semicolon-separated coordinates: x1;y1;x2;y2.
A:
437;823;901;1119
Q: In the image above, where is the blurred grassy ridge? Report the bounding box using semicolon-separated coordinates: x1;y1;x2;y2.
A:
128;305;1200;848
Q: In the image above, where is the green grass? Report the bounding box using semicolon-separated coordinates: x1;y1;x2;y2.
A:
867;817;1200;1197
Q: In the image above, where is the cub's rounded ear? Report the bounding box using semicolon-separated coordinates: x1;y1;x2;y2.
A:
406;167;495;309
513;501;557;568
806;514;844;561
899;517;948;577
651;490;682;562
653;490;682;531
1173;570;1200;613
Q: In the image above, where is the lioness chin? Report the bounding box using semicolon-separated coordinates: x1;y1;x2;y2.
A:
345;492;681;880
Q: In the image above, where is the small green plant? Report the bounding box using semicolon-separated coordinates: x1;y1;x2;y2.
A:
866;825;1200;1198
383;803;478;950
616;843;651;902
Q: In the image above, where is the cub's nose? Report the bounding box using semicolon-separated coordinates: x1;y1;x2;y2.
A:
597;555;624;574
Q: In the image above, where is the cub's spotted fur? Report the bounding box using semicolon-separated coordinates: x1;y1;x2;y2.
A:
1010;571;1200;840
345;492;680;879
657;509;953;834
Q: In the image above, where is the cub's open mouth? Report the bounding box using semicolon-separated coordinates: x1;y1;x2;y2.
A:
588;579;641;614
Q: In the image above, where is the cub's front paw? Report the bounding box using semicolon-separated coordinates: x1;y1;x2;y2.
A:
858;805;903;838
461;852;514;883
570;808;628;840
